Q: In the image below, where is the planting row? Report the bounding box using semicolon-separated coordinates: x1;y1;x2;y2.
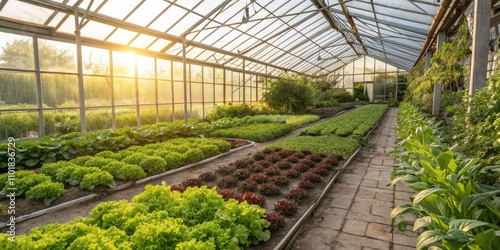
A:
390;103;500;249
209;123;293;142
0;114;319;171
0;185;271;249
0;120;202;171
0;138;230;206
303;104;387;137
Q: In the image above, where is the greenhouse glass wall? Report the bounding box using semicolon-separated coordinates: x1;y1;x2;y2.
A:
0;31;271;140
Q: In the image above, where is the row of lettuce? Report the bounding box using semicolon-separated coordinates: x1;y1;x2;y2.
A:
0;138;231;206
0;185;271;249
390;103;500;249
0;115;319;171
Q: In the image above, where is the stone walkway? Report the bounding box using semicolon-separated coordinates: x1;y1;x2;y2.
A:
290;108;419;250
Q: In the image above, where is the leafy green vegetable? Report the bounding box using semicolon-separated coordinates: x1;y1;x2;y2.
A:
25;182;66;206
267;135;360;157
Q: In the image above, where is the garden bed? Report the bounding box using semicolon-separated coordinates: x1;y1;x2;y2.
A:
309;105;354;119
0;138;252;224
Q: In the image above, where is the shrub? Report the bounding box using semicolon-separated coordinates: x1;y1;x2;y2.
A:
199;172;218;182
275;162;292;170
80;171;116;191
264;166;281;176
283;169;301;179
240;192;265;206
101;161;126;178
293;163;310;173
183;148;205;164
40;161;76;179
215;165;236;176
259;183;281;196
311;166;328;176
298;180;315;190
250;173;269;184
217;176;238;189
70;156;94;166
233;169;251;180
262;76;314;114
287;157;299;163
303;172;322;183
181;178;203;188
238;179;258;193
232;159;249;169
116;164;146;181
252;152;266;161
271;176;289;187
218;189;240;201
95;150;123;161
139;156;167;175
84;158;115;168
25;182;66;206
122;153;147;166
274;200;299;217
285;188;309;202
264;213;286;232
160;152;186;170
199;144;220;158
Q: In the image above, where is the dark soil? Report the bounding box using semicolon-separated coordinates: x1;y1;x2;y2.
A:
309;105;354;119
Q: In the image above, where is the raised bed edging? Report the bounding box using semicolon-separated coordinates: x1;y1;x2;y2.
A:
0;139;255;229
274;107;388;250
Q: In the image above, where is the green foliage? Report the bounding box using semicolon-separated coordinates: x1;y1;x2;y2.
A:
83;157;115;168
391;103;500;249
25;182;66;206
263;76;314;114
267;136;360;158
122;153;147;166
1;170;52;196
203;103;261;122
100;161;126;178
116;164;146;181
210;123;293;142
138;156;167;175
303;104;388;137
94;150;124;161
67;166;101;186
40;161;77;180
183;148;205;164
80;171;116;191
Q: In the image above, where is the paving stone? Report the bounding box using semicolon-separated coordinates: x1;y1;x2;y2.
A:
350;200;372;213
371;203;393;217
315;206;348;217
395;191;414;200
336;184;359;196
393;244;416;250
375;192;393;202
329;197;354;209
333;232;391;250
318;213;344;230
343;219;368;236
366;223;392;242
359;186;393;194
291;226;339;250
394;199;410;207
371;158;383;165
395;184;415;193
346;211;392;225
376;181;394;190
360;179;378;188
393;233;417;247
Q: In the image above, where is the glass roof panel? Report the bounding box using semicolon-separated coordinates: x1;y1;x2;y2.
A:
129;34;157;49
97;0;141;20
125;0;169;27
167;12;203;36
147;39;172;52
81;21;116;40
0;1;53;25
150;5;188;32
106;28;138;45
46;12;67;27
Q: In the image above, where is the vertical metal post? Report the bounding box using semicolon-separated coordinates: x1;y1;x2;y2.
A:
242;59;246;103
432;32;445;116
109;50;116;129
74;8;86;133
33;36;45;137
223;68;226;104
182;37;188;125
170;60;175;121
468;0;491;113
154;58;159;123
425;51;432;71
134;54;140;127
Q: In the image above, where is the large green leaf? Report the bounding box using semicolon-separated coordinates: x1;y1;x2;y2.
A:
413;188;448;205
449;219;491;232
417;230;445;249
436;151;455;172
390;204;417;219
413;216;433;231
473;229;498;250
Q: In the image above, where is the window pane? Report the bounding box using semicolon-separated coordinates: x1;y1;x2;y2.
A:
140;106;157;125
113;51;135;77
39;40;77;72
157;59;171;80
203;66;213;83
215;68;223;83
173;81;185;103
0;71;37;106
86;108;112;131
45;109;80;135
158;80;172;104
0;111;39;141
137;56;155;78
191;82;203;102
115;107;137;128
191;64;203;82
204;83;214;103
114;78;136;105
84;76;111;106
41;74;79;108
158;105;173;122
215;84;224;102
173;61;183;81
138;79;156;104
0;33;34;70
82;46;110;75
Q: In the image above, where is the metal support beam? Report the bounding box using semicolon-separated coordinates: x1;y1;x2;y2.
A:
109;50;116;129
468;0;491;113
33;36;45;138
74;7;86;133
425;51;432;70
134;54;140;127
432;32;445;116
182;37;188;125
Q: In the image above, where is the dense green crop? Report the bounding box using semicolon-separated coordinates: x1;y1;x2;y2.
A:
267;136;359;157
302;104;387;137
0;185;272;249
210;123;293;142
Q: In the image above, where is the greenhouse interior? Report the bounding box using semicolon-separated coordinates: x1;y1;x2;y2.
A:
0;0;499;249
